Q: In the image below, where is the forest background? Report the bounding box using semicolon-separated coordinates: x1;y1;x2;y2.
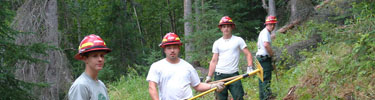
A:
1;0;374;100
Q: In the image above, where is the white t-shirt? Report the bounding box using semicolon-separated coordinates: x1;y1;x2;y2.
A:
212;35;247;74
68;72;109;100
146;58;200;100
256;28;272;56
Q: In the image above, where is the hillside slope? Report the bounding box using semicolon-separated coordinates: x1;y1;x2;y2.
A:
274;1;375;99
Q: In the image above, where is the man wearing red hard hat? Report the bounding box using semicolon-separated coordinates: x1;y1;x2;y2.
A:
205;16;255;100
68;34;111;100
147;32;225;100
256;16;278;100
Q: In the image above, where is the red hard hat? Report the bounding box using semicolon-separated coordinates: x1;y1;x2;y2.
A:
159;32;183;48
74;34;111;60
218;16;235;29
265;16;278;24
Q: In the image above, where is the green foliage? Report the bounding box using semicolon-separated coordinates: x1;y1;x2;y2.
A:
173;1;221;65
59;0;186;80
141;49;164;75
272;21;326;68
268;1;375;99
108;75;150;100
0;71;36;100
60;0;143;79
187;0;266;67
144;49;164;66
213;0;267;40
98;55;116;82
188;29;221;67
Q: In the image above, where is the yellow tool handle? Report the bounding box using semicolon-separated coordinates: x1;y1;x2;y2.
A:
188;58;264;100
188;87;217;100
188;69;261;100
208;75;242;84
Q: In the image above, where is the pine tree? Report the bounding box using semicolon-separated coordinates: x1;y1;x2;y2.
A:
0;1;50;99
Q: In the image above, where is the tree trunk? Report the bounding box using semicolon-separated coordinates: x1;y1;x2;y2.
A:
122;0;128;18
184;0;193;62
160;16;163;39
267;0;277;39
194;0;201;31
268;0;276;16
289;0;313;21
277;0;314;33
12;0;72;99
167;0;176;33
172;6;177;33
290;0;297;20
262;0;269;13
133;4;145;55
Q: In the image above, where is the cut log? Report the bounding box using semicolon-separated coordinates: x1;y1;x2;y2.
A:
314;0;330;10
277;19;302;33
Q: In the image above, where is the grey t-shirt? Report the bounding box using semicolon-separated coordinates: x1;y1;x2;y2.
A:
68;72;109;100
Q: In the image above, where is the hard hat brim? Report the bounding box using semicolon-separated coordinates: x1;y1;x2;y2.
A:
160;42;183;48
74;48;112;60
218;23;236;29
265;21;278;24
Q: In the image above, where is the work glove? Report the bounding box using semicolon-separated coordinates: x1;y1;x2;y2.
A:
247;66;255;73
210;82;225;92
204;76;212;83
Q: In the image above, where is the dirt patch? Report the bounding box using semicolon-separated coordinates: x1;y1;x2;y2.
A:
283;86;297;100
343;92;355;100
283;74;322;99
371;73;375;86
302;75;322;98
301;75;322;87
337;84;355;100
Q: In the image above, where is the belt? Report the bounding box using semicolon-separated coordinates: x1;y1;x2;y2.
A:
216;72;222;75
256;55;270;58
215;72;237;76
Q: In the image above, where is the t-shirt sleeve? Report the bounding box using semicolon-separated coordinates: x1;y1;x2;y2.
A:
68;84;89;100
212;41;219;53
260;31;270;43
189;67;201;87
146;63;159;83
238;37;247;50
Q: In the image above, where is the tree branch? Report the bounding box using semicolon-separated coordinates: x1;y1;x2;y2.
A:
262;0;269;12
314;0;330;10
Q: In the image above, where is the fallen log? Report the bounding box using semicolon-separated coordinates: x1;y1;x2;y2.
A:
277;19;302;33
